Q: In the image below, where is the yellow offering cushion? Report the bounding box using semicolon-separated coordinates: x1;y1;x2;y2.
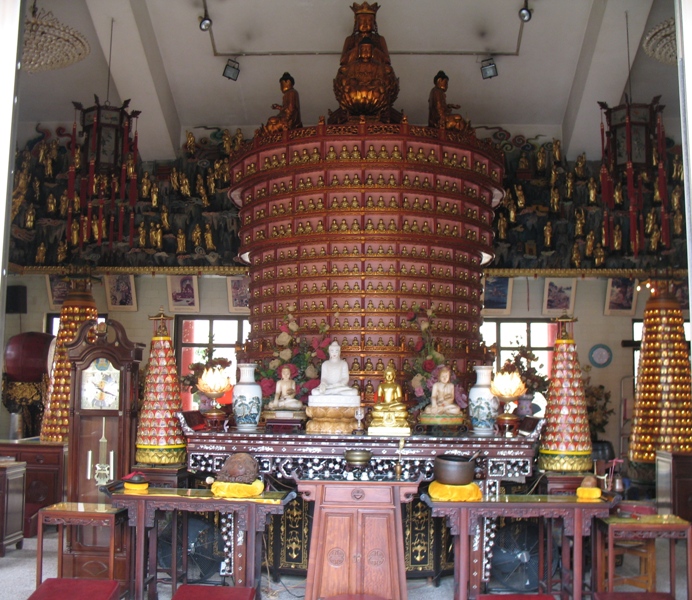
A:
211;479;265;498
123;481;149;491
576;486;602;499
429;480;482;502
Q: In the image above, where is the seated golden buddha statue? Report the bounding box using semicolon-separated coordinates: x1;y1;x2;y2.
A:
369;366;409;429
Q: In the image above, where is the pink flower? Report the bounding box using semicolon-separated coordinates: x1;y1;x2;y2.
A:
315;349;326;360
304;379;320;391
320;337;332;348
279;324;289;333
423;359;436;372
293;347;301;356
414;386;425;397
260;378;276;397
414;339;425;352
311;337;320;349
406;311;416;321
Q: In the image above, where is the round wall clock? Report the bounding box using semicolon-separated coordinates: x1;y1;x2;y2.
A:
80;357;121;410
589;344;613;368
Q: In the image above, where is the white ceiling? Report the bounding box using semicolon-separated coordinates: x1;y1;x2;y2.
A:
16;0;679;163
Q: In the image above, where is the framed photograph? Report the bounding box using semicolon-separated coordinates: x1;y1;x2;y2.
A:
45;275;71;311
542;277;577;316
227;276;250;314
104;274;138;312
483;276;514;316
604;277;637;316
671;280;690;311
167;275;200;313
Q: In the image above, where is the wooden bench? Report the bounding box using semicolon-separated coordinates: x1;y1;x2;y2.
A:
28;578;119;600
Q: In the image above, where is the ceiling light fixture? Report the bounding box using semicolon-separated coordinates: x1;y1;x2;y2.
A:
518;0;532;23
199;7;212;32
223;59;240;81
481;58;498;80
22;0;90;73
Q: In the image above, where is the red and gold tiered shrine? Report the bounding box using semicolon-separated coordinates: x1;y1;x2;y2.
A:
538;317;593;472
135;308;186;465
628;285;692;483
229;3;504;393
40;278;98;442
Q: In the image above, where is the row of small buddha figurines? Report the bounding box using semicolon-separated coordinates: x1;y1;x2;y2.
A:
263;262;469;279
259;299;467;315
255;244;486;265
237;143;499;180
268;218;482;238
241;174;489;204
258;280;476;297
255;195;486;217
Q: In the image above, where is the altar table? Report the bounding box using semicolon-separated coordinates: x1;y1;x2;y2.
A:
108;487;295;600
421;493;613;600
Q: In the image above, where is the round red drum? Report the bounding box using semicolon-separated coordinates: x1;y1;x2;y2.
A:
4;332;55;382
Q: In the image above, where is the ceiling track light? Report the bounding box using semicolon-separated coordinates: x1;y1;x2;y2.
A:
199;6;212;31
481;58;498;80
519;0;532;23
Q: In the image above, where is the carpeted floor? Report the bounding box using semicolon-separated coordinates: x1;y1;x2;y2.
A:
3;528;689;599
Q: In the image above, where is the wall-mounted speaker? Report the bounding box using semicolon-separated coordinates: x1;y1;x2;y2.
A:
6;285;27;314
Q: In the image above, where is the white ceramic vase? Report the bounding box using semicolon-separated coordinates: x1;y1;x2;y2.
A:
232;363;262;431
468;365;499;437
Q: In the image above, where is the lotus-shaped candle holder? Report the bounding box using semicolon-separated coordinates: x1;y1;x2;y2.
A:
490;372;527;412
196;366;233;399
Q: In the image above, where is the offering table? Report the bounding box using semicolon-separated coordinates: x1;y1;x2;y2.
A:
182;423;541;588
106;486;295;600
422;493;614;600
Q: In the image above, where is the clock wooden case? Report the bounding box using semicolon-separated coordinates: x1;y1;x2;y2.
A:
62;319;143;586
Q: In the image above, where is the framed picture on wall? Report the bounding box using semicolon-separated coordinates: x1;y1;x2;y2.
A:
45;275;71;311
671;280;690;311
227;276;250;314
483;276;514;316
167;275;200;313
604;277;637;316
104;274;138;312
542;277;577;316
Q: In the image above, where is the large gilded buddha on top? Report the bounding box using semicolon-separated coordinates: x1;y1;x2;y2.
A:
331;2;400;122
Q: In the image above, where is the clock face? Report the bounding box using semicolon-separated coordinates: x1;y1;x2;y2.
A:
80;358;121;410
589;344;613;368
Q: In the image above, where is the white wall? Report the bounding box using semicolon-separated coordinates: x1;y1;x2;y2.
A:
1;273;656;454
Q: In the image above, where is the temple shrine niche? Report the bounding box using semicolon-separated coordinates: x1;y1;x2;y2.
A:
230;2;504;394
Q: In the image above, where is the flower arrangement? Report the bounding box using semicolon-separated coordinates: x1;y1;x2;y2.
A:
405;304;468;412
582;365;615;440
498;344;549;396
256;313;330;403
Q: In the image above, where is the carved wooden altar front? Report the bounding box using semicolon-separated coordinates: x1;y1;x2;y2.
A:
182;420;539;582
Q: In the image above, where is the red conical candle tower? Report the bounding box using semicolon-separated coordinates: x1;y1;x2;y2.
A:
538;315;593;472
40;277;98;442
135;307;186;465
628;284;692;484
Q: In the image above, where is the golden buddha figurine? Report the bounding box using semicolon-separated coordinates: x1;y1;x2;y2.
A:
370;366;409;429
428;71;466;131
262;72;302;134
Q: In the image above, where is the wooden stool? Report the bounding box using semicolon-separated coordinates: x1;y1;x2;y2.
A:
598;538;656;590
170;584;255;600
28;578;119;600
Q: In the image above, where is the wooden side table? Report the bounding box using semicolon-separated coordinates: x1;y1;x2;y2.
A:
297;479;418;600
36;502;129;589
594;513;692;598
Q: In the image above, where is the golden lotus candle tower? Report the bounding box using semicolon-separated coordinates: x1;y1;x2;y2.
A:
538;316;593;472
628;287;692;484
135;308;186;465
40;278;98;442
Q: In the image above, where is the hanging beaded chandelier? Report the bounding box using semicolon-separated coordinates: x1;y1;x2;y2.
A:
22;1;90;74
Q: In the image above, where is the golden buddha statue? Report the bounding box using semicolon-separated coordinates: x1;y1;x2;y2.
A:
370;366;409;429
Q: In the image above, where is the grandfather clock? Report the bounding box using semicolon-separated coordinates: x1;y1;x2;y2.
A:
62;318;144;582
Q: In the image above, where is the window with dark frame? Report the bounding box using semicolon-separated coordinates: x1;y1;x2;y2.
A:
174;315;251;411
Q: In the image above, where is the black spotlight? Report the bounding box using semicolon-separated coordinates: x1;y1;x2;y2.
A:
519;0;532;23
223;59;240;81
481;58;498;80
199;8;212;31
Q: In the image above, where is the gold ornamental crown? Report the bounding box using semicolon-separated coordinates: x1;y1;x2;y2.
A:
351;2;380;15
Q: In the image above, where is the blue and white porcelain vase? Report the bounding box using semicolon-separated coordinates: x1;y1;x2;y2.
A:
232;363;262;431
468;365;499;437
